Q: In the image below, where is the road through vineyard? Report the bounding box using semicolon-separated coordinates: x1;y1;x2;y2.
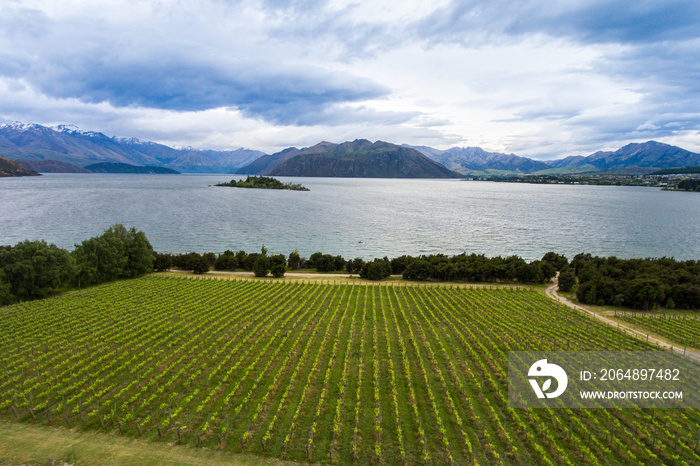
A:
1;276;699;465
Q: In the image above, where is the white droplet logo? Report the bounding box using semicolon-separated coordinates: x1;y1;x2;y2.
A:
528;359;568;399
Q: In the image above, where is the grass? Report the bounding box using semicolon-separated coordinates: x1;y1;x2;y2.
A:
1;277;699;465
0;420;295;465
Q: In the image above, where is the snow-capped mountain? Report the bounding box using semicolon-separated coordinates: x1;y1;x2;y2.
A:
0;122;265;173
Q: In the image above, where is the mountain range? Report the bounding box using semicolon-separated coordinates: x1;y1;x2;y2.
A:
237;139;461;178
2;121;699;177
0;122;264;173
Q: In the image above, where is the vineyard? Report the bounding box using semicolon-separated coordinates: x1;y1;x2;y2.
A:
1;276;700;465
617;312;700;349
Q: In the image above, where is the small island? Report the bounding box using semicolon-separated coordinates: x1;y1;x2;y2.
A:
215;175;309;191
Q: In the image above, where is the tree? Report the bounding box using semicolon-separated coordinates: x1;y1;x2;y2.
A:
123;227;155;278
153;252;173;272
315;254;336;272
288;249;301;270
253;245;270;277
0;240;74;300
191;254;211;274
308;252;324;270
402;259;432;281
214;251;238;271
390;255;414;275
203;252;217;267
557;267;576;292
542;252;569;271
270;254;286;278
0;270;13;305
361;259;391;281
346;258;365;274
72;224;153;286
625;279;665;311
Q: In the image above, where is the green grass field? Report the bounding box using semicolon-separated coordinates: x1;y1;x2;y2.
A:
1;276;699;465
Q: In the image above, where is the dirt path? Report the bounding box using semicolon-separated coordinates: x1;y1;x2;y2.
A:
545;280;700;363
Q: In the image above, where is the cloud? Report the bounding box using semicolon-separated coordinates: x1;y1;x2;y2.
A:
0;2;392;126
415;0;700;46
1;0;700;158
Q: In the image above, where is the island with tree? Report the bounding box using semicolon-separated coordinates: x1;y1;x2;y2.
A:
215;175;309;191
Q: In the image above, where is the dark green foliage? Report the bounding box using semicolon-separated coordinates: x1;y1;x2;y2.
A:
172;252;210;273
333;255;346;271
307;252;323;269
652;166;700;175
73;224;154;286
557;267;577;292
191;255;211;274
515;260;556;284
269;254;286;278
0;270;12;305
676;179;700;191
84;162;179;174
390;255;414;275
307;252;345;272
571;255;700;310
253;256;270;277
401;253;554;284
542;252;569;271
215;175;309;191
287;249;301;270
153;252;173;272
172;252;202;270
315;254;336;272
214;250;238;271
203;252;217;267
360;258;391;280
0;240;74;301
0;225;154;304
346;258;365;274
235;250;248;268
241;253;259;271
253;245;270;277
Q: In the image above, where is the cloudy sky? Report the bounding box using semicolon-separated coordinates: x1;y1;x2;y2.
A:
1;0;698;158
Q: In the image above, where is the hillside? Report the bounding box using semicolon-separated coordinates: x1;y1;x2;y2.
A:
235;141;339;175
0;122;264;173
651;166;700;175
547;141;700;172
0;156;40;177
268;140;462;178
84;162;180;174
235;147;301;174
16;159;92;173
411;145;550;174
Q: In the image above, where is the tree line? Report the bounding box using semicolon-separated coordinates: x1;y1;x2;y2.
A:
566;254;700;310
160;249;567;284
2;227;698;311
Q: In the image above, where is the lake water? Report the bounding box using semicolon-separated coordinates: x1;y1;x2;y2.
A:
1;174;698;261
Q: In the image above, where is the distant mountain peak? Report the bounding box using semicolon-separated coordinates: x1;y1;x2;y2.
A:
53;124;102;138
114;136;147;145
1;121;42;131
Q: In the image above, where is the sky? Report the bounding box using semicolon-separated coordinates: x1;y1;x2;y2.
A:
0;0;699;159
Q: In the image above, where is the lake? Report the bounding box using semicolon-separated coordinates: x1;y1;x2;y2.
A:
1;174;698;261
